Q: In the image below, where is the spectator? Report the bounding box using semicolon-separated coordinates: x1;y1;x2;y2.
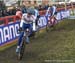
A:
16;7;22;19
44;4;49;10
12;9;16;15
2;10;7;17
6;9;11;16
38;5;43;11
21;5;27;13
0;10;2;17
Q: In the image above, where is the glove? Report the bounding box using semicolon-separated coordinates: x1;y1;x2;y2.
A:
18;27;23;31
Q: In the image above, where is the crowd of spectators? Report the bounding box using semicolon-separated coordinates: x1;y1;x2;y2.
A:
0;2;74;18
0;4;50;17
0;8;16;17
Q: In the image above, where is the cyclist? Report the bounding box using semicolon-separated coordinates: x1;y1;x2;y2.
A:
50;5;57;25
46;5;57;26
16;9;36;53
46;4;57;18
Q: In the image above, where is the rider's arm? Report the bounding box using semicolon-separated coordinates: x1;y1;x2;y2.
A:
46;7;50;16
20;14;26;27
31;15;36;23
52;6;56;16
20;19;24;27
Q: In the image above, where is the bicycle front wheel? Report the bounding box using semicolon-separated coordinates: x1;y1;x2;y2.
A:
18;38;26;60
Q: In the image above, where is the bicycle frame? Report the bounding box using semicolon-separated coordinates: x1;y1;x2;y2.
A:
17;28;30;60
47;16;57;26
45;15;58;32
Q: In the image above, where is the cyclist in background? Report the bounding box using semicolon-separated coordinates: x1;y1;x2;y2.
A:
50;5;57;25
46;4;57;28
16;9;36;53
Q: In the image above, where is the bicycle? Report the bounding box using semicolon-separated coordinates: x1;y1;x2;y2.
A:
46;15;58;31
16;28;30;60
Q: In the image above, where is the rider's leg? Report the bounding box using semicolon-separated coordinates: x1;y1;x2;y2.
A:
16;23;25;52
17;32;24;46
25;36;30;44
16;31;24;52
17;23;26;47
25;24;32;43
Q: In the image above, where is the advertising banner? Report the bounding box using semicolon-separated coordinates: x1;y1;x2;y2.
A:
38;16;47;28
37;10;70;28
60;10;70;19
56;12;62;20
0;22;20;46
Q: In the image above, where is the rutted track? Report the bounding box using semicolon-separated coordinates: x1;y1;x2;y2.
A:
1;19;75;63
0;43;41;63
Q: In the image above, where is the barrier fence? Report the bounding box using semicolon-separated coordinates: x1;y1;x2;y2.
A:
0;6;73;46
0;5;75;25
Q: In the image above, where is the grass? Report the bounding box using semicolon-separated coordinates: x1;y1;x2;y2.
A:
0;19;75;63
27;19;75;63
0;39;17;51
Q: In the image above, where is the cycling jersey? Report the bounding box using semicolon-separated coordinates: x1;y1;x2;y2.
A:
20;13;36;27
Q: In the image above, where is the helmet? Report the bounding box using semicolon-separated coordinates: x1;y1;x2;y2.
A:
27;10;32;14
27;8;35;15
